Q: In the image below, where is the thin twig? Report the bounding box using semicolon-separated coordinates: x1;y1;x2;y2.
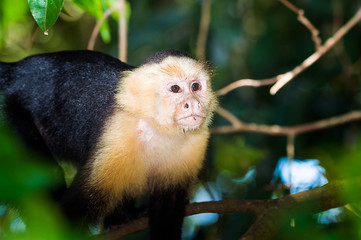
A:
118;0;127;62
87;3;121;50
279;0;299;13
211;110;361;135
216;7;361;97
270;7;361;94
196;0;211;60
279;0;321;50
216;78;278;96
216;107;243;127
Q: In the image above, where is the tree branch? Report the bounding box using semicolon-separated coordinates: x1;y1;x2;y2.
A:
279;0;321;50
211;110;361;135
215;107;243;127
270;7;361;94
216;78;277;97
118;0;127;62
90;177;361;240
240;177;361;240
196;0;211;60
215;7;361;97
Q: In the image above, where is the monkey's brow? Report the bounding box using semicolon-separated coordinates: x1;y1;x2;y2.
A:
158;64;179;75
161;62;197;77
159;66;172;75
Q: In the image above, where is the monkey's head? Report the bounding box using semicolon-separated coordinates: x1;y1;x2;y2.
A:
117;50;217;132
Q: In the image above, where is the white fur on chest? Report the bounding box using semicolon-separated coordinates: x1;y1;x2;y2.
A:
138;119;155;142
137;118;184;163
136;118;205;181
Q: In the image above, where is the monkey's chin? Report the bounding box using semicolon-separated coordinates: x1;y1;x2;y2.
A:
176;115;205;131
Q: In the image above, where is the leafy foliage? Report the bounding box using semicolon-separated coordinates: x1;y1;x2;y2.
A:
0;125;84;239
0;0;28;48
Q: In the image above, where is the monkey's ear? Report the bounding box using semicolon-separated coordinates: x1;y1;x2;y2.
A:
204;61;215;77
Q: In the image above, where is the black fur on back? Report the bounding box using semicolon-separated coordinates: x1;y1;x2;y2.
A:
0;61;15;90
0;50;134;166
143;49;195;65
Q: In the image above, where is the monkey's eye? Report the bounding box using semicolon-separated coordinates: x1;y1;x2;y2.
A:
191;82;201;92
170;85;181;93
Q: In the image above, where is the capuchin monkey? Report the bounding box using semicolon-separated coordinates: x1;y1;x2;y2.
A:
0;50;217;239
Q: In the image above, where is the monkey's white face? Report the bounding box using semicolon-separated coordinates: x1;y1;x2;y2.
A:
118;55;217;132
158;76;209;130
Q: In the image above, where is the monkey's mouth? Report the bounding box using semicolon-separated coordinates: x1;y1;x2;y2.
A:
176;114;206;128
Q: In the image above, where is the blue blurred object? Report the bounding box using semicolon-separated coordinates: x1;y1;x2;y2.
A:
272;157;342;224
272;157;328;194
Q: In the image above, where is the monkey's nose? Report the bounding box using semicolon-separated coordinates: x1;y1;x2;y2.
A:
183;100;201;111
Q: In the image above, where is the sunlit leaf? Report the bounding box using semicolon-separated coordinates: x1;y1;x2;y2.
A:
71;0;103;19
71;0;112;43
346;203;361;219
1;0;28;24
106;0;132;23
100;21;111;43
0;0;28;48
28;0;64;34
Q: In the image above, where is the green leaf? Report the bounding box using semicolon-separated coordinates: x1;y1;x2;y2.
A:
0;0;28;48
71;0;104;19
105;0;132;25
1;0;28;24
28;0;64;34
100;21;111;43
346;203;361;219
71;0;112;42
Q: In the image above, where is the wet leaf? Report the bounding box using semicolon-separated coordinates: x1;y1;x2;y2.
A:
28;0;64;33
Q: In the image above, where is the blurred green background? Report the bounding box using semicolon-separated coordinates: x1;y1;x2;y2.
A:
1;0;361;239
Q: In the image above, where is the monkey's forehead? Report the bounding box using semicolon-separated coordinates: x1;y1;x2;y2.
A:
139;55;211;81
